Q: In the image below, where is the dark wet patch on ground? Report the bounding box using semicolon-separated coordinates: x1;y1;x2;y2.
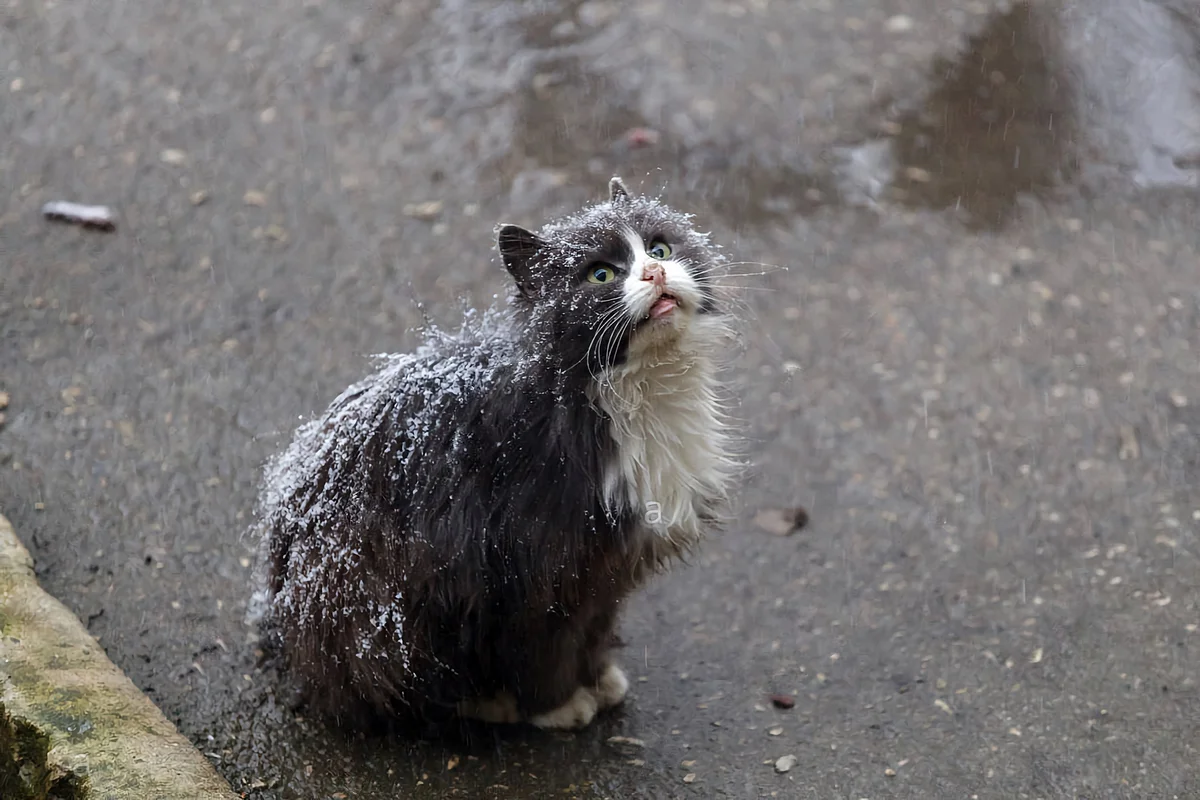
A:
493;0;839;230
883;1;1081;230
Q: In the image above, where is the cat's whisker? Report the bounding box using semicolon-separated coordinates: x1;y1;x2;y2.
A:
671;256;786;284
580;304;632;378
689;267;787;280
700;269;786;279
599;315;633;389
710;263;787;277
700;285;780;292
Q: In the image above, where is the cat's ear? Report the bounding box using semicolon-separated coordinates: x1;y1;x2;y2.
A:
496;224;545;294
609;176;630;204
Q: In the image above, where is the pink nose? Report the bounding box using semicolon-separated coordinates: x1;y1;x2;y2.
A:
642;262;666;286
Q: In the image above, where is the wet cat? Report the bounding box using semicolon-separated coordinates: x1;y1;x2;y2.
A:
247;177;740;731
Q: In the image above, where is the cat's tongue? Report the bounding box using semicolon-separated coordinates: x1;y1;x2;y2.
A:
649;296;678;319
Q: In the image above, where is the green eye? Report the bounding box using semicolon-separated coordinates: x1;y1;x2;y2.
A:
587;265;616;284
648;241;672;260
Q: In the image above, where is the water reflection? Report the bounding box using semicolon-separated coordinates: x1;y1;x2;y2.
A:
886;1;1079;230
869;0;1200;227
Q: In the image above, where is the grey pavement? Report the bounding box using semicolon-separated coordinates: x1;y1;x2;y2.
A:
2;0;1199;797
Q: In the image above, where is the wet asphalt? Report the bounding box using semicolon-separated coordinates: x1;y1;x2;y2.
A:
2;0;1200;797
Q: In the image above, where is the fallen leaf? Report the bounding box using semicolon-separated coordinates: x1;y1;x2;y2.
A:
623;127;661;148
753;507;809;536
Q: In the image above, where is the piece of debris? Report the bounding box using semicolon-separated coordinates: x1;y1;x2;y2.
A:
903;165;932;183
403;200;444;220
623;127;661;148
159;148;188;165
682;773;697;783
769;694;795;710
190;190;210;206
606;735;646;754
753;507;809;536
42;201;117;232
243;190;268;207
774;754;798;773
0;391;8;409
1118;425;1140;461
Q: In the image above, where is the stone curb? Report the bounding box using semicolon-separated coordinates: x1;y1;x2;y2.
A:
0;511;240;800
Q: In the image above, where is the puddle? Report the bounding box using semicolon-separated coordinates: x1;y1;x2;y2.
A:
883;1;1080;230
875;0;1200;229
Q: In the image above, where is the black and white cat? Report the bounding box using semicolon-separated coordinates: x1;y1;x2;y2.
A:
247;177;740;731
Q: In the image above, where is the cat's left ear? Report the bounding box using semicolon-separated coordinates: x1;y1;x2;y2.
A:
609;176;630;204
496;224;545;294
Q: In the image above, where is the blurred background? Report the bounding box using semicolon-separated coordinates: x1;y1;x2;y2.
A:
2;0;1199;797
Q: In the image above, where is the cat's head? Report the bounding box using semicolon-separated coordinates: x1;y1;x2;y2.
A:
496;177;726;372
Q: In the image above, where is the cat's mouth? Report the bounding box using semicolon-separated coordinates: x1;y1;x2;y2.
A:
648;294;679;319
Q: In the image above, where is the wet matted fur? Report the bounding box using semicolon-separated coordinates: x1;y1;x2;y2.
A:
247;177;742;731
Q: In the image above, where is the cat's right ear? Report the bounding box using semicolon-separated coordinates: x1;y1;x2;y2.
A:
609;176;630;203
496;224;545;295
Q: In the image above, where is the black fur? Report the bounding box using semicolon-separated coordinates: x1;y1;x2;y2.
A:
250;177;727;728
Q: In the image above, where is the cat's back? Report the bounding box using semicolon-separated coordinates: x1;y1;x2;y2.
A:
258;312;524;532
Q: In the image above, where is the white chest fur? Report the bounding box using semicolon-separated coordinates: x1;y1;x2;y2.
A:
591;316;737;560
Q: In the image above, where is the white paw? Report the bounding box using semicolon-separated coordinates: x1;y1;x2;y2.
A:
529;687;599;730
592;663;630;709
457;692;520;724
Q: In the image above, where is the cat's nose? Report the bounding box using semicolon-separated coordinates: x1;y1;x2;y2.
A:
642;262;666;286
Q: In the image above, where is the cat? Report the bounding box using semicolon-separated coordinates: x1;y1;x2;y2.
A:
246;176;740;732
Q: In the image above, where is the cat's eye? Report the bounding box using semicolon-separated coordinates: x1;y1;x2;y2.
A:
587;264;616;284
647;241;672;260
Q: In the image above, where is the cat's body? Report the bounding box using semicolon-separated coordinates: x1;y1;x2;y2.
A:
248;178;739;731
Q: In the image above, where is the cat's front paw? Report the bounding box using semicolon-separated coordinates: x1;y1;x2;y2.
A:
529;687;599;730
591;663;630;709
